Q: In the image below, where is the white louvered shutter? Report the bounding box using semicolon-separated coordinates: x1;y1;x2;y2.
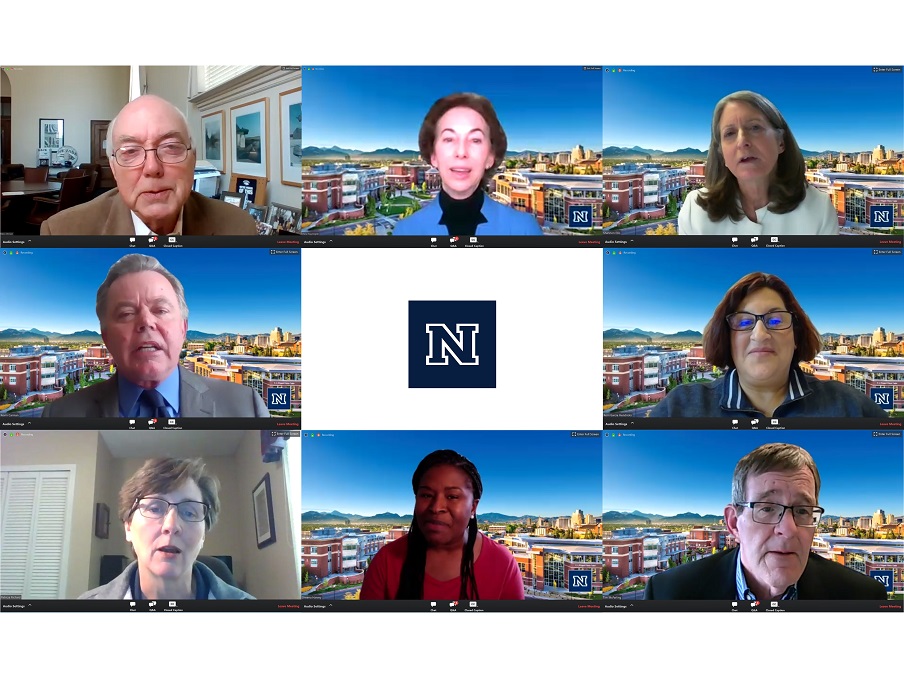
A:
1;470;72;598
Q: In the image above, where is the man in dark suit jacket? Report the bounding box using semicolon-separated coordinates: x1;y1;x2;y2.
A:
40;94;257;236
644;442;887;601
644;547;887;600
42;253;269;418
42;366;268;417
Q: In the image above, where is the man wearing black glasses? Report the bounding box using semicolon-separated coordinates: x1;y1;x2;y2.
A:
41;95;256;236
644;443;887;600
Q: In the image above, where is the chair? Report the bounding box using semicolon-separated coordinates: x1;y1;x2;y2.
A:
2;163;25;181
60;168;87;179
25;175;89;226
77;163;101;198
198;555;237;587
23;166;50;182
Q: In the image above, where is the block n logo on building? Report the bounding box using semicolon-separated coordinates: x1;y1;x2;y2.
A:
268;387;291;409
871;569;893;592
568;570;592;593
870;387;894;410
869;204;894;228
568;204;593;227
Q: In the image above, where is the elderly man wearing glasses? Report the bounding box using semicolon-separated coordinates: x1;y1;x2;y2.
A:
80;458;254;600
644;443;887;601
42;95;256;236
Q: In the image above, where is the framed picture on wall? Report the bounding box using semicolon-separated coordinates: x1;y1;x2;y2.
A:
201;110;225;171
230;98;269;180
229;173;266;206
278;87;302;187
252;473;277;549
39;118;64;149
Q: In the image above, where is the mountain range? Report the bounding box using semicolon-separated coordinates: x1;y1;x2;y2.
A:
603;510;723;524
0;328;260;343
603;328;874;344
302;146;545;160
301;509;542;524
603;328;703;343
603;145;833;159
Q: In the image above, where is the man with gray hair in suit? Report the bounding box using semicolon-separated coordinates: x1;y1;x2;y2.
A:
42;254;268;417
41;95;256;236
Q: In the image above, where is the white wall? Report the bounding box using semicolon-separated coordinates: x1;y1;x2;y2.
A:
233;430;299;598
3;65;129;166
185;66;302;209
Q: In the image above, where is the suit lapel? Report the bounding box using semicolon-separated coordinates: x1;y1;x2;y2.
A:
103;191;139;236
183;193;209;236
96;375;123;417
178;367;215;416
716;547;742;599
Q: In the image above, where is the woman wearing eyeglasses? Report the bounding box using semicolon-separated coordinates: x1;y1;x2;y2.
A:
80;458;254;600
649;272;888;417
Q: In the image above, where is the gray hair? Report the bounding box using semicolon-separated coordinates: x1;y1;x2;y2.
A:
732;443;821;512
96;254;189;329
106;95;194;157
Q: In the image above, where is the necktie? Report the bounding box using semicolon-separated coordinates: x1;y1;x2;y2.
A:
139;389;171;418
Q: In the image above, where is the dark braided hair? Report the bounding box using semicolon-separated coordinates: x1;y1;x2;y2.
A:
396;450;483;600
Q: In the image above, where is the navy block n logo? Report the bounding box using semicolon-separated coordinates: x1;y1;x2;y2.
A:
869;205;893;228
409;301;496;388
569;570;592;592
870;387;894;410
268;388;291;409
569;204;593;227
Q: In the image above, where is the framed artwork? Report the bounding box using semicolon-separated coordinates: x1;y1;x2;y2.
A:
39;118;64;149
230;98;269;180
252;473;277;549
94;503;110;539
278;87;302;187
201;110;225;171
229;173;265;206
246;203;267;222
266;202;302;233
220;190;244;208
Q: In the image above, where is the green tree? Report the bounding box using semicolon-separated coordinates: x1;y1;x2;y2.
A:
421;181;427;193
205;341;216;351
666;193;677;217
79;372;88;388
0;386;7;401
365;193;376;218
64;375;74;394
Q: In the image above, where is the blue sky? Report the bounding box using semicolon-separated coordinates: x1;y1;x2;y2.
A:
301;430;602;517
602;66;904;152
302;66;603;152
3;248;301;334
603;248;903;335
603;430;903;517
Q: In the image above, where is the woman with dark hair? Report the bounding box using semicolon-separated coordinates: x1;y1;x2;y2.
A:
80;457;254;600
649;273;888;417
678;91;837;235
392;93;543;236
360;450;525;600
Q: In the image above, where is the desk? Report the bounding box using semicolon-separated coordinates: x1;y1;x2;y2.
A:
1;180;62;196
